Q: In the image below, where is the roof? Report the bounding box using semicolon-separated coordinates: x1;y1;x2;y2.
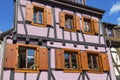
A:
0;28;14;40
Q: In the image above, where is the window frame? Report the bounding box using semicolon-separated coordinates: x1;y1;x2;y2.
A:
31;4;46;27
63;48;82;72
15;44;39;73
85;50;103;73
82;16;94;35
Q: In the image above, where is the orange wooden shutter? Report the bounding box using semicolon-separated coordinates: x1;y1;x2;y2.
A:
47;8;52;26
55;49;64;69
82;17;84;32
59;12;65;28
26;3;33;22
38;47;48;70
93;19;99;34
4;43;17;69
78;52;82;71
44;7;47;25
101;54;110;71
80;51;89;70
75;16;81;31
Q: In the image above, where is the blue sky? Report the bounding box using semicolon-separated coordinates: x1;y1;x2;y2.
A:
0;0;120;32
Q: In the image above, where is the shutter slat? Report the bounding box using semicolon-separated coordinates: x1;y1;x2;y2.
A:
47;8;52;26
38;47;48;70
55;49;64;69
4;43;17;69
59;12;65;28
26;3;33;22
80;51;89;70
101;54;110;71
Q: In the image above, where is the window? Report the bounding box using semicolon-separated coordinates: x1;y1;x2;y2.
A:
33;7;44;24
64;51;78;70
108;28;114;37
65;14;74;30
87;53;100;70
82;17;93;34
82;16;99;35
59;12;80;31
26;4;52;27
55;49;81;72
18;46;37;70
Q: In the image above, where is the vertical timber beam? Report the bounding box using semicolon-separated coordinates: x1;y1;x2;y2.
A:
48;47;51;80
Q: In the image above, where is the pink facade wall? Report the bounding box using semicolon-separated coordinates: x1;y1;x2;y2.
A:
1;0;116;80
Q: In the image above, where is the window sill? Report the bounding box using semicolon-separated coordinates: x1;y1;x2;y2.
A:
64;28;76;32
14;69;39;73
64;69;82;73
83;32;94;35
87;70;103;74
31;22;46;27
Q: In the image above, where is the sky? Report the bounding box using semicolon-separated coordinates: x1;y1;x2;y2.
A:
0;0;120;32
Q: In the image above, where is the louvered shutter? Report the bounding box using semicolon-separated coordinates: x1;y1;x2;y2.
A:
4;43;17;69
93;19;99;34
101;54;110;71
46;8;52;26
38;47;48;70
44;7;47;25
59;12;65;28
55;49;64;69
75;16;81;31
80;51;89;70
26;3;33;22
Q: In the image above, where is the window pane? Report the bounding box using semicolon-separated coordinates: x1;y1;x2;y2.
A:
27;49;35;69
64;53;70;69
87;54;92;69
38;11;43;24
87;53;99;70
33;13;37;23
84;20;91;32
71;53;77;69
108;29;114;37
65;15;73;30
18;47;26;68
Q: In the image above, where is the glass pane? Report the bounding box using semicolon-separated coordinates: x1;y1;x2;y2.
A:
71;54;77;69
33;13;37;23
108;29;114;37
64;53;70;69
18;47;26;68
65;15;73;29
87;54;92;69
27;49;35;69
84;20;91;32
93;55;98;70
38;11;43;24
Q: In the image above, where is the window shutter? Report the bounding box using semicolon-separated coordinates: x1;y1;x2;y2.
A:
44;7;47;25
82;17;84;32
80;51;89;70
78;52;82;71
26;3;33;22
46;8;52;26
75;16;81;31
55;49;64;69
101;54;110;71
93;19;99;34
4;43;17;69
59;12;65;28
38;47;48;70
